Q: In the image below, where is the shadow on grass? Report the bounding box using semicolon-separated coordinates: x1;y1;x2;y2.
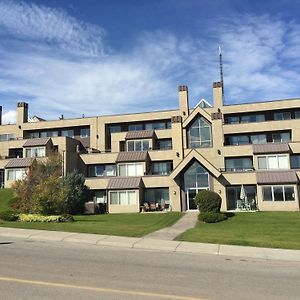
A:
224;212;235;218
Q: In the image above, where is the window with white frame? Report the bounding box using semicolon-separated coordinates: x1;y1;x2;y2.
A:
7;168;26;181
187;116;212;148
87;164;116;177
118;163;144;176
262;185;295;201
25;147;46;158
109;190;137;205
257;154;289;170
151;162;173;175
126;140;150;151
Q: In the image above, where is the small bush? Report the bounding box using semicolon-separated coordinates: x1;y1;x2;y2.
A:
194;190;222;213
0;210;19;221
18;214;74;223
199;212;228;223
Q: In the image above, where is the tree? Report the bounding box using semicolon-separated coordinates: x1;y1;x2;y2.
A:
62;171;91;215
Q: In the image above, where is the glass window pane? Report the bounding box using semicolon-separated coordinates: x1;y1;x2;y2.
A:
127;141;134;151
258;157;267;169
273;186;284;201
278;155;288;169
128;191;136;205
263;187;272;201
142;140;149;151
105;165;115;176
136;164;144;176
284;186;295;201
119;165;126;176
110;192;118;205
119;192;127;205
268;156;278;169
135;141;142;151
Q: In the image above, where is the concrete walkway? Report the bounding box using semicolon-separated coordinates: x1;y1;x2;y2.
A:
0;226;300;262
144;211;198;240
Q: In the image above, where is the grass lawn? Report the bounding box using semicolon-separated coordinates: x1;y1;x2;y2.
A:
0;189;183;237
177;212;300;250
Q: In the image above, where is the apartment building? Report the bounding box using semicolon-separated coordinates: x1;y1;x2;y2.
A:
0;82;300;213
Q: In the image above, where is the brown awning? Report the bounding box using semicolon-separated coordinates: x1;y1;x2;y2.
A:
257;171;298;184
253;143;290;154
5;158;35;168
23;138;51;147
107;177;142;189
116;151;148;162
125;130;155;140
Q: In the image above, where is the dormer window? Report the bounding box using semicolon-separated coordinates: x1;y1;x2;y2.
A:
127;140;150;151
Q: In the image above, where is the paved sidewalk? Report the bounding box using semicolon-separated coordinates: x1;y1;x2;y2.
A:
144;211;198;240
0;227;300;262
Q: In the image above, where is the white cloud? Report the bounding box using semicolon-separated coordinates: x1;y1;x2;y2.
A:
0;0;105;56
2;110;16;124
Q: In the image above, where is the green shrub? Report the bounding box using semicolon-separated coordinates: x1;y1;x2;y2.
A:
194;190;222;213
0;210;19;221
18;214;74;223
199;212;228;223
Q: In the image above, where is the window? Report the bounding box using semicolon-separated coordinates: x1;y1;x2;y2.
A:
61;130;74;137
128;124;143;131
262;186;295;201
109;125;121;134
0;133;15;141
28;132;39;139
144;188;169;205
80;128;90;137
295;111;300;119
109;191;137;205
250;134;267;144
7;169;26;181
240;114;265;123
184;161;209;190
187;116;212;148
145;122;165;130
118;163;144;176
290;155;300;169
25;147;46;158
274;112;291;120
94;191;107;204
87;164;116;177
272;132;290;143
126;140;149;151
225;116;239;124
258;155;289;170
156;139;172;150
228;135;249;145
226;186;257;210
151;162;173;175
225;157;253;172
40;131;58;138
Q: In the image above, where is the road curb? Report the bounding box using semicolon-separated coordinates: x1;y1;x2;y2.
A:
0;227;300;262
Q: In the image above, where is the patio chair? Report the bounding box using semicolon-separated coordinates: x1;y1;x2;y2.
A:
143;202;150;212
150;203;156;212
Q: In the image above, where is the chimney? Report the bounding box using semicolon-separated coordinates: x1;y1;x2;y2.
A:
213;81;223;110
0;106;2;125
178;85;189;117
17;102;28;125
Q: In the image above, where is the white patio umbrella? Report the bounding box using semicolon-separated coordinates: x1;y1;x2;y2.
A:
240;185;248;210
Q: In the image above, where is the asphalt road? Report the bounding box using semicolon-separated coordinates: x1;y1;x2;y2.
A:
0;238;299;300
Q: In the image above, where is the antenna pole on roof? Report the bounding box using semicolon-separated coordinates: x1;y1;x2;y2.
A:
219;46;224;97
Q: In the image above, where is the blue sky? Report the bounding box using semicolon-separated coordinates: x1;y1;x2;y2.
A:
1;0;300;123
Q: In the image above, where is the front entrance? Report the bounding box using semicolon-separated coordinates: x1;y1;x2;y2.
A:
186;188;208;210
183;161;210;211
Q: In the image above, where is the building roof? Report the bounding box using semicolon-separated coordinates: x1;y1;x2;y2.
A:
23;137;51;147
5;157;35;168
253;143;290;154
256;170;298;184
125;130;155;140
107;177;142;189
116;151;148;162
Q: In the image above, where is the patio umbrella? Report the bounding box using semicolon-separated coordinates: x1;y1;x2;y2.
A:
240;185;246;201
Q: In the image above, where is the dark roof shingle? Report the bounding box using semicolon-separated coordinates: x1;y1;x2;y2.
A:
5;158;35;168
23;138;51;147
253;143;290;154
107;177;142;189
125;130;154;140
257;170;298;184
116;151;148;162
